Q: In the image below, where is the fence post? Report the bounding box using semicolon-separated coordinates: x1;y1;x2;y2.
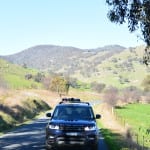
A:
142;136;144;150
136;134;139;145
123;119;126;128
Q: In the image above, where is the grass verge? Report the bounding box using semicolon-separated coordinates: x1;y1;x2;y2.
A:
0;98;51;134
97;121;124;150
115;103;150;148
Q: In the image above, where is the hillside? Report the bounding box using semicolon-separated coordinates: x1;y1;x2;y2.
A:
1;44;149;89
0;45;125;70
0;59;41;89
75;45;150;88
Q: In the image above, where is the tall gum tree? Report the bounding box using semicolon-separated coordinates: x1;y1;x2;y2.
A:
106;0;150;65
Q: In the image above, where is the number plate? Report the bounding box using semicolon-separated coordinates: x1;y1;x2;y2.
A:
66;132;78;136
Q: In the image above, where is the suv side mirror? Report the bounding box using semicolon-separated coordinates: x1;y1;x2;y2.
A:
95;114;101;119
46;113;51;117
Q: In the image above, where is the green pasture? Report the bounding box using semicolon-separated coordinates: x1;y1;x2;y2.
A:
0;59;41;89
4;74;41;89
115;103;150;148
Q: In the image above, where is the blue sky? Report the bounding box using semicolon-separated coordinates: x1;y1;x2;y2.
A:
0;0;144;55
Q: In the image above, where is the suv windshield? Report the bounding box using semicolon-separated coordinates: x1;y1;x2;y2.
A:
52;105;95;121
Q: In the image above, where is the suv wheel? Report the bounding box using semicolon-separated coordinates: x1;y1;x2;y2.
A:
46;146;57;150
92;143;98;150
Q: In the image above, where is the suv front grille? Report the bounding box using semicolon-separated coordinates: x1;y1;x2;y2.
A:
60;125;84;132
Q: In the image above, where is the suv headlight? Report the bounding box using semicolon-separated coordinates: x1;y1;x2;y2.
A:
49;124;59;130
84;126;96;131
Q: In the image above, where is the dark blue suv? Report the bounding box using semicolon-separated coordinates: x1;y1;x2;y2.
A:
45;98;101;150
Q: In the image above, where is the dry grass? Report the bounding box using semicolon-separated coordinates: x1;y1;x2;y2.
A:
94;103;126;133
67;88;102;101
0;89;60;108
94;103;146;149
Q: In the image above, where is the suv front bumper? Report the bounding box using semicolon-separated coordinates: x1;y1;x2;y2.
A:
46;131;99;148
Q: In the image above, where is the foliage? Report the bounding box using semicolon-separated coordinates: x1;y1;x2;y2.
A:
42;76;51;90
49;76;70;95
106;0;150;65
104;86;118;107
143;92;150;103
68;77;78;88
34;72;45;82
25;74;33;80
22;63;27;69
91;82;106;92
142;75;150;91
121;86;142;103
0;112;16;131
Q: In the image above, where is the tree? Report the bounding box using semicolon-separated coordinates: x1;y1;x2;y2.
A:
104;86;118;113
121;86;142;103
22;63;27;68
34;72;45;82
142;75;150;91
91;82;106;92
49;76;70;95
106;0;150;65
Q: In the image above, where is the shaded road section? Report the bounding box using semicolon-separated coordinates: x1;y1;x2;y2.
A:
0;117;108;150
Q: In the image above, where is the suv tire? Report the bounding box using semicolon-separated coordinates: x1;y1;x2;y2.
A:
92;143;98;150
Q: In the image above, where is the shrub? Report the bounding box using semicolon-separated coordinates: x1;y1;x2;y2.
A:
91;82;106;92
104;86;118;108
34;72;45;82
121;86;142;103
142;75;150;92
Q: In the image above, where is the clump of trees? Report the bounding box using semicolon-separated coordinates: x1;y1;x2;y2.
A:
103;85;150;109
121;86;142;103
24;72;70;95
24;72;45;82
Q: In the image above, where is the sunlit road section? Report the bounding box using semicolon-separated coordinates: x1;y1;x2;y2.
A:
0;117;108;150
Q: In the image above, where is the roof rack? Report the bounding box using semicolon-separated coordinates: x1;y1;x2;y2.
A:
59;98;90;105
59;98;80;104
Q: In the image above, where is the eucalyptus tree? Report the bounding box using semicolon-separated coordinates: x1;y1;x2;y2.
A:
106;0;150;65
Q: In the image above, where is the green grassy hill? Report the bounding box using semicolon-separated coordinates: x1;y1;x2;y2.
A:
1;45;150;90
72;46;149;89
0;59;41;89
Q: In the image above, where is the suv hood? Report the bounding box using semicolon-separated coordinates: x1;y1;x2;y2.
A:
50;119;96;126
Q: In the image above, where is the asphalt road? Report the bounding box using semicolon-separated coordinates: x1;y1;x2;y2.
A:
0;117;108;150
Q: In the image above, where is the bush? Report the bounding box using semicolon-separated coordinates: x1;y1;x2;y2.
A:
121;86;142;103
34;72;45;82
91;82;106;92
49;76;70;95
142;75;150;92
104;86;118;107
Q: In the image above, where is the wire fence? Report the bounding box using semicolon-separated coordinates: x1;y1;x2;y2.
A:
114;112;150;150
